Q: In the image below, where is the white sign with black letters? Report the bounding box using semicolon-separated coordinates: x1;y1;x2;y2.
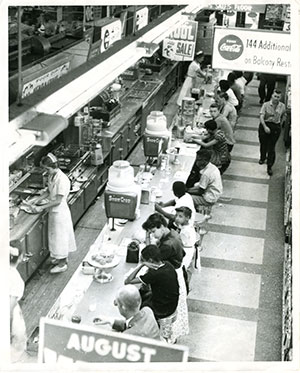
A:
212;27;291;75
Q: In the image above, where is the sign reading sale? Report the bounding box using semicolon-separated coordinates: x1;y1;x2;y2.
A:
212;27;291;75
162;19;198;61
38;318;188;363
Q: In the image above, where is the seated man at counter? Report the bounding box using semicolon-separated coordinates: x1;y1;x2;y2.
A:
93;285;160;340
216;91;238;131
209;103;235;152
186;149;223;214
154;181;196;226
125;245;179;343
190;120;231;175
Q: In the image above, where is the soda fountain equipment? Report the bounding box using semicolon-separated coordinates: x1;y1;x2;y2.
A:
104;160;141;230
143;111;171;166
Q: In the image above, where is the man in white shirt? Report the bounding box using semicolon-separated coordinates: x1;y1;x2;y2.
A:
186;149;223;212
155;181;196;225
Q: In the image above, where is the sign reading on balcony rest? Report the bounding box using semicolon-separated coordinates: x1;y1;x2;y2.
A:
212;27;291;75
38;318;188;363
162;19;198;61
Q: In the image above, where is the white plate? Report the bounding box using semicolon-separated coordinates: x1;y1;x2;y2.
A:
87;254;120;269
76;176;88;183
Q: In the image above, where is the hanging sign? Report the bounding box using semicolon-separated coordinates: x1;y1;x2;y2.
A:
38;318;188;363
207;4;266;13
135;7;149;32
162;19;198;61
21;60;71;99
100;19;122;53
212;27;291;75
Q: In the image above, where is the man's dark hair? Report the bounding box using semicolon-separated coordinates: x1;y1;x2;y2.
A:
233;71;243;78
204;119;217;131
196;148;212;162
227;72;237;83
142;213;168;231
210;103;219;110
273;89;282;95
141;245;161;262
172;181;186;198
175;206;192;219
219;80;230;91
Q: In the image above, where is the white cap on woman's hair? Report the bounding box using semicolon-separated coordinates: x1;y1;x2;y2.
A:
196;50;204;56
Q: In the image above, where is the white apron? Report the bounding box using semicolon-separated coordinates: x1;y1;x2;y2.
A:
48;169;77;259
177;60;204;106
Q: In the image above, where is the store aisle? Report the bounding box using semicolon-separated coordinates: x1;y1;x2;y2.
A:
178;79;286;361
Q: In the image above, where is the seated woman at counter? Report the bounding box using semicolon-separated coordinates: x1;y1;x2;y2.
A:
31;153;77;274
215;79;239;109
190;120;231;175
186;149;223;214
125;245;179;343
216;91;238;131
142;213;189;344
176;50;206;108
154;181;196;227
93;284;160;340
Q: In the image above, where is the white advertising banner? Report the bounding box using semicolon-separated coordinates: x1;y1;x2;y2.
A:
162;19;198;61
212;27;291;75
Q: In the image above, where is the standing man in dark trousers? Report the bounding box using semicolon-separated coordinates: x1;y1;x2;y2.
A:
258;73;277;104
258;90;286;176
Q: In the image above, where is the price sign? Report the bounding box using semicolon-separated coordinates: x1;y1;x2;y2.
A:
135;7;149;32
100;19;122;53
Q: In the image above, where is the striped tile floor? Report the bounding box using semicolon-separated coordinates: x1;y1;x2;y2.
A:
178;80;285;361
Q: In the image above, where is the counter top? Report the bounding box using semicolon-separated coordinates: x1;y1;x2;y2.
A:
46;141;205;329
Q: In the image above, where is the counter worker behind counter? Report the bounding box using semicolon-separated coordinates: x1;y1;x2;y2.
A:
176;50;206;108
31;153;76;274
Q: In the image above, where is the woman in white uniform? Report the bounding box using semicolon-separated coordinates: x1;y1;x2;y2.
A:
177;50;206;107
32;153;76;273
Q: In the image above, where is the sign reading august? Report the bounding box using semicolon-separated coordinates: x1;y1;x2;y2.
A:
38;318;188;363
212;27;291;75
162;19;198;61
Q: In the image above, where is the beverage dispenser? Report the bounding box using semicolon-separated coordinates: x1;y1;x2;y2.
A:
143;111;171;163
104;160;141;229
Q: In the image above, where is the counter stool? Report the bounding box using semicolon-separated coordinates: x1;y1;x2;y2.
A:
194;215;210;270
196;204;212;219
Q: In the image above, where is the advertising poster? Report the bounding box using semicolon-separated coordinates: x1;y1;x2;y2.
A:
212;26;291;75
162;19;198;61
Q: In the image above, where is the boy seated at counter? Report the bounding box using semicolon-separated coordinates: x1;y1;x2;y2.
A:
186;148;223;215
93;285;160;340
173;206;197;283
154;181;196;226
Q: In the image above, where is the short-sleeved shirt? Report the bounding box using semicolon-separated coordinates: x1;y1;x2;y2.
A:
186;60;201;78
159;230;185;269
214;114;235;145
260;100;286;124
198;162;223;203
140;262;179;318
48;169;71;212
235;76;247;95
220;103;237;129
175;193;196;225
226;88;239;107
206;129;230;167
